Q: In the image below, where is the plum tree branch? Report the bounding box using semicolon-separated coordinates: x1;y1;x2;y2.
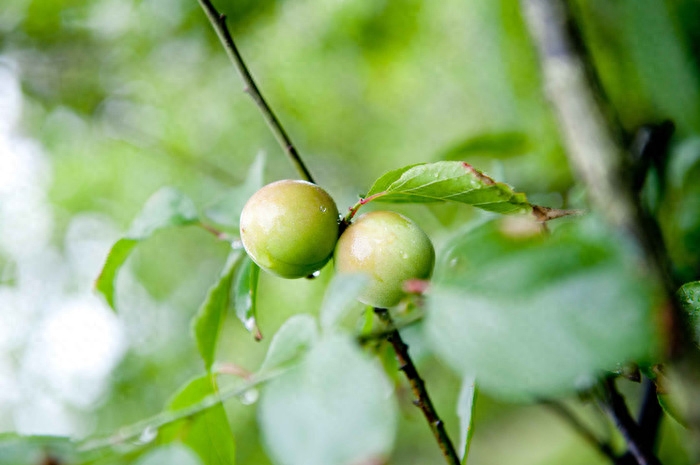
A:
196;0;315;184
599;378;662;465
374;307;460;465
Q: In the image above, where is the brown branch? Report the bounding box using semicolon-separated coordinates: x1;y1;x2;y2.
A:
374;308;460;465
599;378;662;465
196;0;315;183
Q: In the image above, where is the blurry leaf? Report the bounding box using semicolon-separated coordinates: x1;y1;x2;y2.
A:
440;131;529;161
425;216;661;400
677;281;700;346
96;187;199;311
319;273;369;331
259;314;318;373
0;434;79;465
160;375;235;465
135;444;203;465
258;334;397;465
457;376;477;464
205;153;265;231
233;256;262;339
364;161;531;214
192;252;244;371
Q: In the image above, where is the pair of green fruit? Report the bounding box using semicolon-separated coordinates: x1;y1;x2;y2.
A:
240;180;435;308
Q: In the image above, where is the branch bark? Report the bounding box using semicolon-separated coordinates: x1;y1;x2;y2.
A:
196;0;315;183
374;308;460;465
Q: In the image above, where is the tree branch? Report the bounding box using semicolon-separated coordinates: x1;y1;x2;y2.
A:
196;0;315;183
599;378;662;465
374;308;460;465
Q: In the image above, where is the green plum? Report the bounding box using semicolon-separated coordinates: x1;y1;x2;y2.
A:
334;211;435;308
240;180;339;278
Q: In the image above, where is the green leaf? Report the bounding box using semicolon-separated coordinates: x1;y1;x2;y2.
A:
425;216;661;401
259;314;318;373
677;281;700;346
135;444;203;465
205;153;266;230
440;131;529;161
319;273;369;331
192;252;244;371
95;187;199;311
258;334;397;465
457;376;477;464
233;256;262;339
160;375;235;465
364;161;531;214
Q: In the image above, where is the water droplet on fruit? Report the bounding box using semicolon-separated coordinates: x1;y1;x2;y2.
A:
449;258;459;268
320;206;327;213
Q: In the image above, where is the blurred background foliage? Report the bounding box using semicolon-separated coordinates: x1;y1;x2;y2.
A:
1;0;700;463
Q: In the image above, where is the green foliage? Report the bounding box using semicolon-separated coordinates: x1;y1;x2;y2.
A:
96;187;199;310
233;256;262;339
364;161;531;214
192;252;244;371
678;280;700;346
259;314;318;373
425;216;662;400
134;444;202;465
456;376;477;464
258;334;397;465
160;375;236;465
439;131;529;161
319;273;369;330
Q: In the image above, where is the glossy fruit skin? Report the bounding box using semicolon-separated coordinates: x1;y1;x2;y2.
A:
334;211;435;308
240;180;339;279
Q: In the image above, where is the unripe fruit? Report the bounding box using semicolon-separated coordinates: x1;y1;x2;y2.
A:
240;180;339;279
334;211;435;308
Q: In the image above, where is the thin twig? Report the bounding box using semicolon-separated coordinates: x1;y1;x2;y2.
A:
196;0;315;183
541;399;617;461
374;308;460;465
78;368;285;454
599;378;662;465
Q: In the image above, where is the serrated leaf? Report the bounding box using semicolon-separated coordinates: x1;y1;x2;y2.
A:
160;375;235;465
135;444;203;465
258;334;397;465
364;161;530;214
319;273;369;331
233;256;261;339
457;376;477;464
205;153;265;230
260;314;318;373
192;252;243;371
95;187;199;311
425;216;661;401
440;131;529;161
677;281;700;346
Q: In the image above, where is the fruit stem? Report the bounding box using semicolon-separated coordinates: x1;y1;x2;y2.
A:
374;307;461;465
196;0;316;184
